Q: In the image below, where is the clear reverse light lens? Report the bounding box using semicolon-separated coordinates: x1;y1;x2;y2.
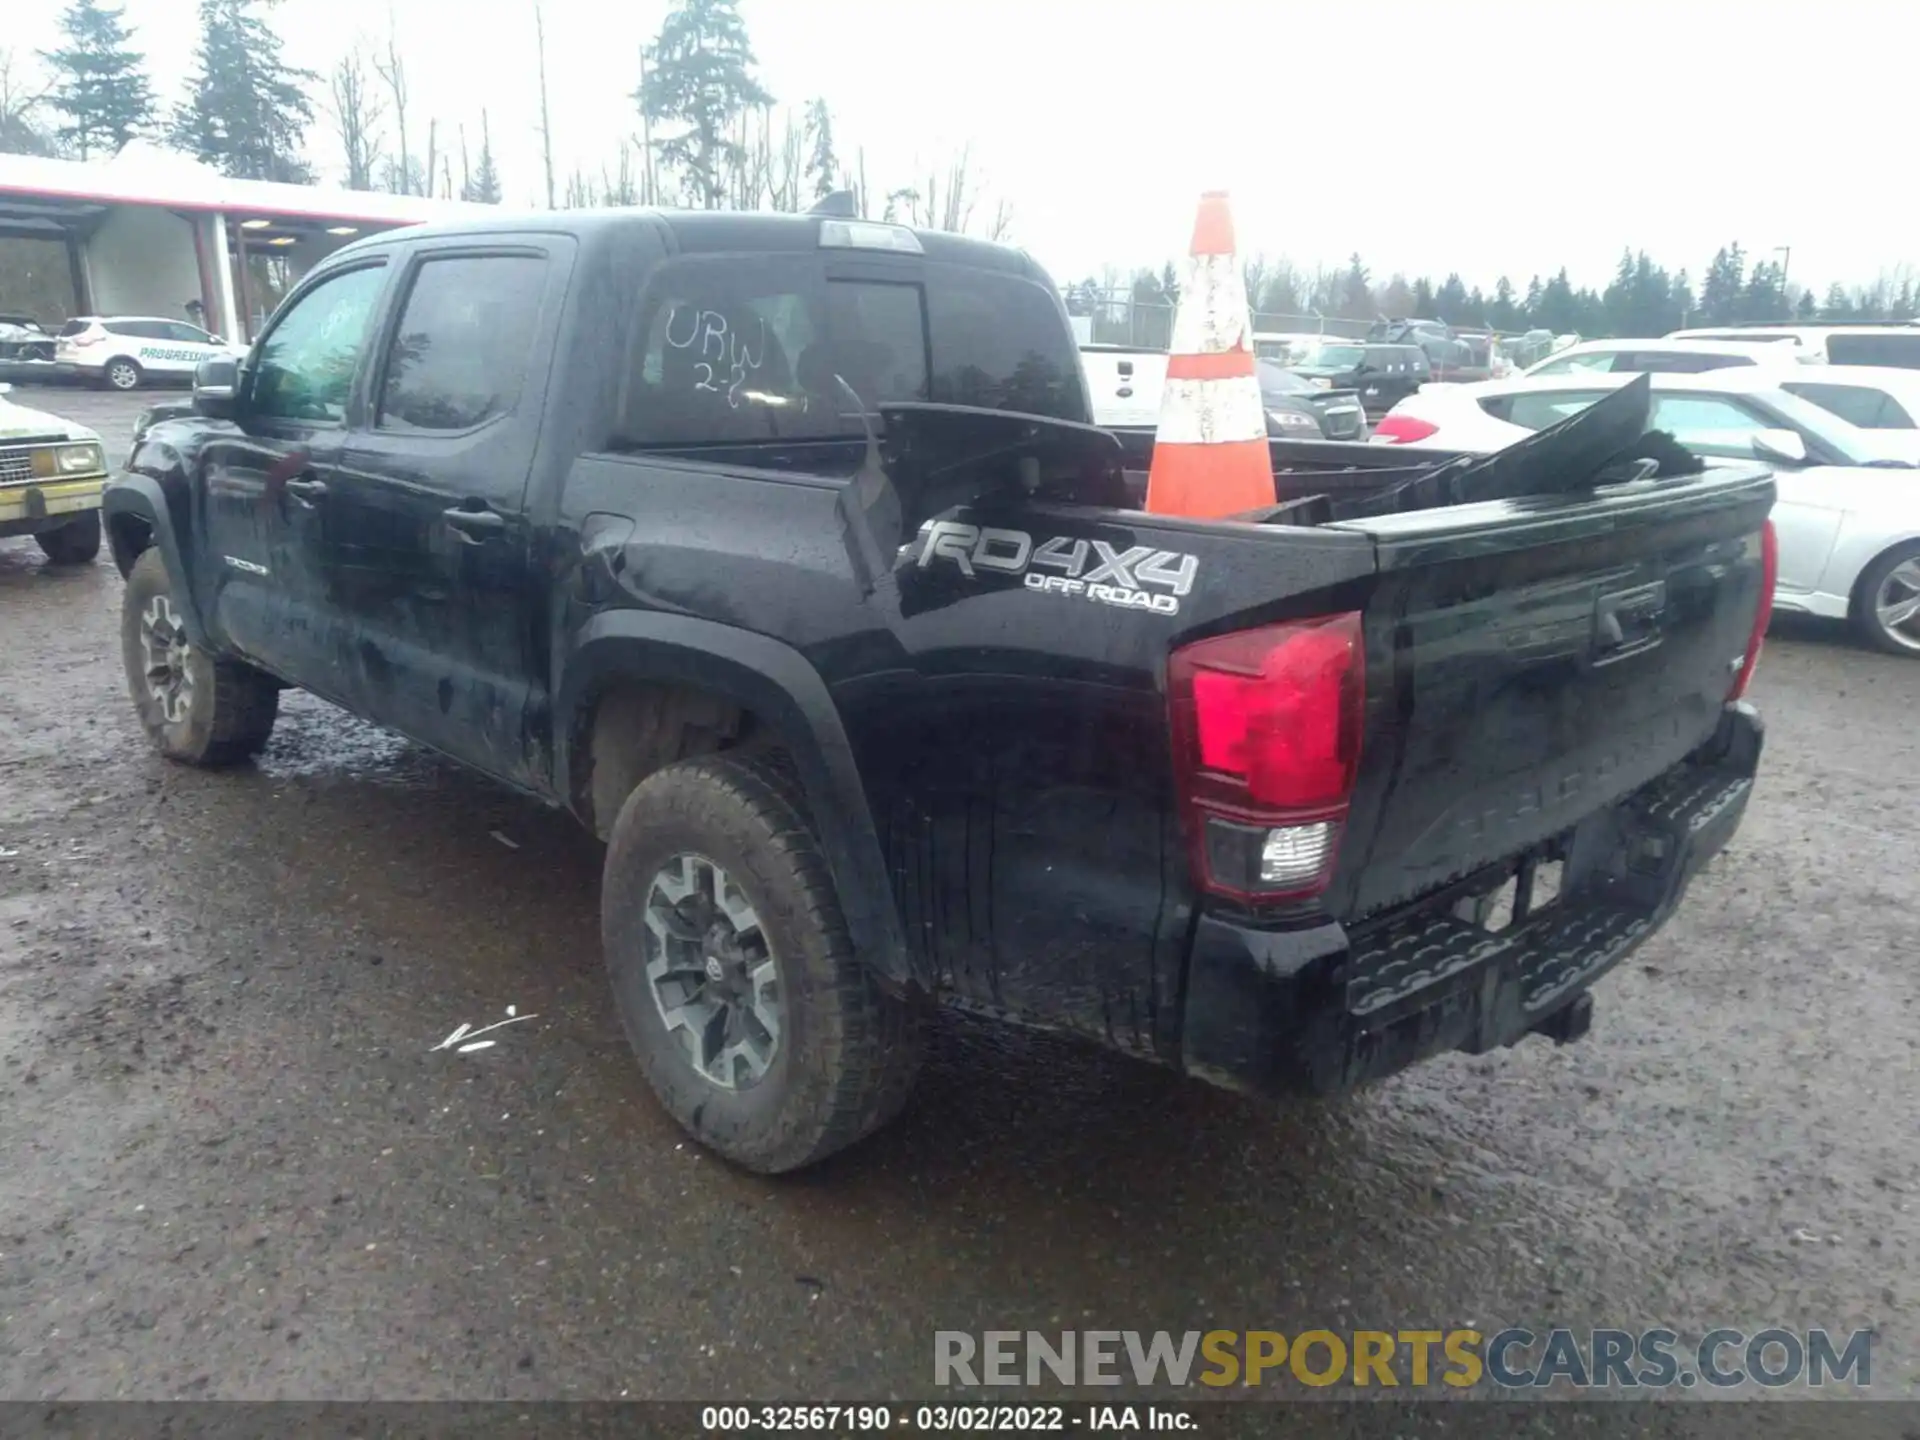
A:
1260;822;1335;887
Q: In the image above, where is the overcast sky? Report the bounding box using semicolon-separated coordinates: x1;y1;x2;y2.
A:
13;0;1918;293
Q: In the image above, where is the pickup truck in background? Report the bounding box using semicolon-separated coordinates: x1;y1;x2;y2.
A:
105;208;1772;1173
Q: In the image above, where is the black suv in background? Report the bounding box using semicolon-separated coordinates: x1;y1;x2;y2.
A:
1288;341;1430;418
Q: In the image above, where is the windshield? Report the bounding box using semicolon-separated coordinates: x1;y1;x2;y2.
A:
1298;344;1365;369
1256;360;1314;396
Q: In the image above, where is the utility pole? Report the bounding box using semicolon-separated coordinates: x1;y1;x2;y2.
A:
534;2;556;209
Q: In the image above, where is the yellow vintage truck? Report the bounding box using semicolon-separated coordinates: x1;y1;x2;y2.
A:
0;383;107;563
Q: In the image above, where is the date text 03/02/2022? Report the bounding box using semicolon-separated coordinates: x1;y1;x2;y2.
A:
701;1405;1190;1432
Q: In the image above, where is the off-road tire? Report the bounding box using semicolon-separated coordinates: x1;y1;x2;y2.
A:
120;548;280;765
601;752;921;1173
1853;541;1920;657
103;357;143;391
35;510;101;565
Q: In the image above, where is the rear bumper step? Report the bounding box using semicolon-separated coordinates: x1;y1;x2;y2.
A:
1179;702;1762;1099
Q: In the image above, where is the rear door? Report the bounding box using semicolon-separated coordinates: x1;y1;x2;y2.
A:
325;240;571;781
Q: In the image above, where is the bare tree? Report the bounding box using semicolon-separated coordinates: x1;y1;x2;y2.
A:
603;142;637;206
373;17;411;194
327;46;385;190
423;117;438;200
0;46;58;157
533;2;556;208
635;46;657;205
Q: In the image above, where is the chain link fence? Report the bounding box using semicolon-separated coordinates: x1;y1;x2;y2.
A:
1069;291;1374;350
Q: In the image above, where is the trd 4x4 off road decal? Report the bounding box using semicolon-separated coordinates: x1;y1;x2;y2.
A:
914;520;1199;616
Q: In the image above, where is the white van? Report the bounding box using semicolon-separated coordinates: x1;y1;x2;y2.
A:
1664;324;1920;369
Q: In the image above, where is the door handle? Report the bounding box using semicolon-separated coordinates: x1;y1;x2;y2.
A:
283;475;327;503
444;504;506;542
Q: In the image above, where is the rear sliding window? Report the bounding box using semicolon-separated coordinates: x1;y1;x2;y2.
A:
614;256;1083;448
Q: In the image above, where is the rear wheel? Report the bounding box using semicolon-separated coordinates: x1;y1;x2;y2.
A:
35;510;101;565
120;549;280;764
103;357;142;391
1853;542;1920;657
601;753;920;1173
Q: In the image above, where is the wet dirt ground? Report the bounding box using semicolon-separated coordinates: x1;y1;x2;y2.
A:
0;387;1915;1405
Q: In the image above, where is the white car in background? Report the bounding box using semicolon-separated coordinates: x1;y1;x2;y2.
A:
1524;337;1803;377
1373;369;1920;656
54;316;245;391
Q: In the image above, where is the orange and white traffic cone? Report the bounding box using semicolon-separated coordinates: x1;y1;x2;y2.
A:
1142;191;1274;520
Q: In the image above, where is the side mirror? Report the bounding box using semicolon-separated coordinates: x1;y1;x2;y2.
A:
192;357;240;420
1752;428;1808;467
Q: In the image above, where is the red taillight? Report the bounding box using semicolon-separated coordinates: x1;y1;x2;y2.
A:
1728;519;1777;701
1168;613;1365;902
1371;413;1438;445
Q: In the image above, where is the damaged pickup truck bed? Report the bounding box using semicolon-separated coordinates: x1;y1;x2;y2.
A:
103;209;1773;1172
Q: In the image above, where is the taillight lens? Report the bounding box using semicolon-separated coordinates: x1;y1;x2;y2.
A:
1728;519;1777;701
1167;614;1365;902
1371;413;1438;444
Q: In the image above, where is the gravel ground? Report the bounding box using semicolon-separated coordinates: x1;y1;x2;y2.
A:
0;387;1915;1408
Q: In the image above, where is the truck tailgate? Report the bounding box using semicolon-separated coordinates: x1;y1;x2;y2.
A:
1328;463;1776;921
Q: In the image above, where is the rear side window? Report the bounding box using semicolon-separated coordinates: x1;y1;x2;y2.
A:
377;253;549;432
57;320;89;338
1825;334;1920;369
614;256;1083;449
1782;381;1915;429
1496;391;1607;430
110;320;163;339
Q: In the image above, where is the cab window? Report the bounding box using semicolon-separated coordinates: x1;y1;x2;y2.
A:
250;264;388;424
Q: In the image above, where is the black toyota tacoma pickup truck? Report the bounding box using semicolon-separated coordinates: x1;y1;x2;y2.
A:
103;208;1773;1173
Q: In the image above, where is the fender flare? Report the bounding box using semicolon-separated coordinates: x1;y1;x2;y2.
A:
556;611;913;989
102;474;211;648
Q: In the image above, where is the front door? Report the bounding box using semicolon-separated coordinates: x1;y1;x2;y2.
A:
324;243;566;783
198;260;391;694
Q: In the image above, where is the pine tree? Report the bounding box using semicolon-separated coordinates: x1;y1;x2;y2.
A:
463;109;502;202
1794;290;1817;321
802;97;837;200
1821;282;1854;321
1698;244;1746;326
637;0;772;209
172;0;316;183
1339;253;1371;318
1435;273;1470;326
42;0;154;161
1489;276;1519;331
1410;276;1436;319
1669;269;1695;331
1522;275;1544;326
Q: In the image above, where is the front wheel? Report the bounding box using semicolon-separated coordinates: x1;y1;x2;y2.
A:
120;549;280;764
1853;542;1920;657
601;753;921;1173
103;357;143;391
35;510;101;565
